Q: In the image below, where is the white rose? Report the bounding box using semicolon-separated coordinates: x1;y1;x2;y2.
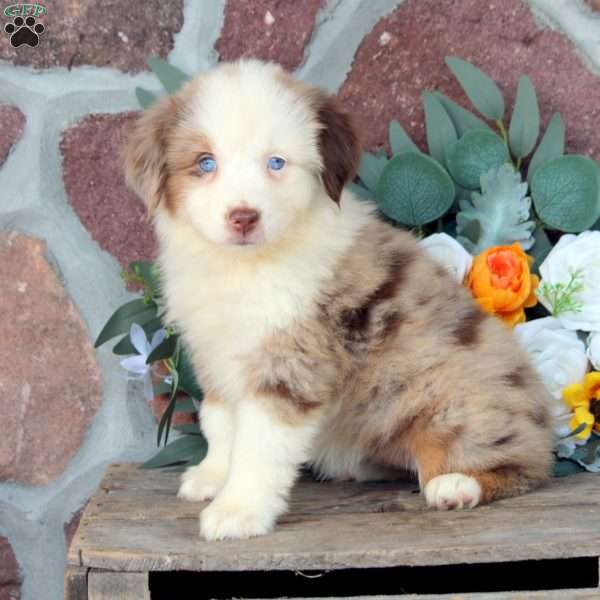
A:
538;231;600;331
419;233;472;283
587;331;600;370
514;317;589;425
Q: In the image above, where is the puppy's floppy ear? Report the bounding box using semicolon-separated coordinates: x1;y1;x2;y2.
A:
314;94;361;205
123;96;180;216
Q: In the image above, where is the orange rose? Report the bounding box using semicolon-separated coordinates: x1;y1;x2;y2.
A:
467;243;539;327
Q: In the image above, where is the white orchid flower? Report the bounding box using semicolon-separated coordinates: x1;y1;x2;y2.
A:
120;323;166;402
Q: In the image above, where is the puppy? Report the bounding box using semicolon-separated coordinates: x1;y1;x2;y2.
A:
124;60;553;541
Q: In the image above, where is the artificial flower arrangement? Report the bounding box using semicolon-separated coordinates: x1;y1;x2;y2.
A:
95;260;207;469
96;56;600;475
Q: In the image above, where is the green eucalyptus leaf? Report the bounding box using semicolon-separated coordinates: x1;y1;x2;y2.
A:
183;446;208;467
434;92;492;136
508;75;540;159
157;369;179;446
527;113;565;183
531;155;600;233
147;57;190;95
153;381;173;396
422;91;457;167
112;316;164;355
530;225;553;274
135;87;158;109
174;396;199;413
174;423;202;435
576;434;600;473
146;334;179;364
95;298;158;348
358;151;387;191
141;434;207;469
446;130;510;190
552;458;585;478
177;346;204;401
570;446;589;462
389;120;420;155
376;152;455;226
445;56;505;121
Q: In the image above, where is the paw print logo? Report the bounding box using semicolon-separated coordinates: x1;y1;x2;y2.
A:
4;15;45;47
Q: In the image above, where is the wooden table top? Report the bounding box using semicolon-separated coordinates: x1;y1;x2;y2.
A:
68;462;600;574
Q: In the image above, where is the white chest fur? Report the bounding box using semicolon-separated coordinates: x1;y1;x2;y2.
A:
154;195;374;402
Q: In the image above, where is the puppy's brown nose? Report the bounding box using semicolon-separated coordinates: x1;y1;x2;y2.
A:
228;207;260;235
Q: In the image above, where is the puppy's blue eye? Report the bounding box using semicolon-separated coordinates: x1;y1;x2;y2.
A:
198;155;217;173
267;156;286;171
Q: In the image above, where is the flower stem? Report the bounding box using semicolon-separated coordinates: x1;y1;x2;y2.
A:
496;120;508;145
496;119;520;169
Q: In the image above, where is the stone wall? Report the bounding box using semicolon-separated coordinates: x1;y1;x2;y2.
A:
0;1;599;599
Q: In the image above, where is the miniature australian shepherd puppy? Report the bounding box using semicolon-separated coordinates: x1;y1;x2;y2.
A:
124;60;553;541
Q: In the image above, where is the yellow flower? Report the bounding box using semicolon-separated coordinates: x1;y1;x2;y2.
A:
583;371;600;400
562;372;600;440
569;407;595;440
563;383;588;409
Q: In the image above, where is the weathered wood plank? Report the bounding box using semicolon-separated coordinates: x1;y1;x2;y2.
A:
64;566;88;600
88;571;149;600
69;463;600;574
104;462;600;508
82;463;600;523
83;472;419;522
74;508;600;572
69;465;600;573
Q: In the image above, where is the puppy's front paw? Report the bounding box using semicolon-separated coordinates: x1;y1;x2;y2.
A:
177;463;227;502
424;473;481;510
200;497;276;541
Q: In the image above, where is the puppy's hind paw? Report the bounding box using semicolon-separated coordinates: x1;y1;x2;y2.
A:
177;463;227;502
424;473;481;510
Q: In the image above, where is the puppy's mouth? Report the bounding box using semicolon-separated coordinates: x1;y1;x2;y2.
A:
225;231;264;247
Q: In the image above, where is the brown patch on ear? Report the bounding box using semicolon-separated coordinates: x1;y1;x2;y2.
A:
163;129;213;214
275;73;360;203
123;95;184;217
314;94;361;204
